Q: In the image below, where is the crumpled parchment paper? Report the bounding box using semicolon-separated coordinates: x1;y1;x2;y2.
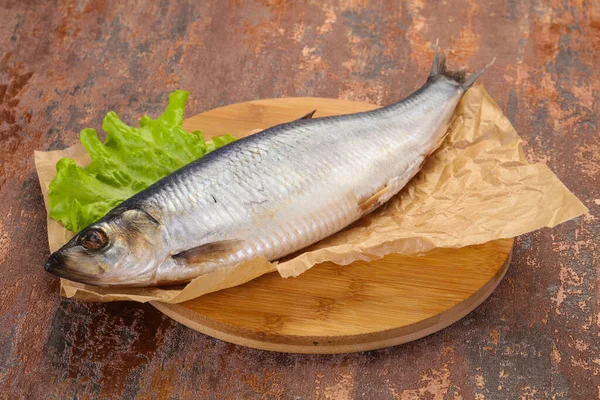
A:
34;86;588;303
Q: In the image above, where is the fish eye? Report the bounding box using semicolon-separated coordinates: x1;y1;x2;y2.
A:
80;228;109;251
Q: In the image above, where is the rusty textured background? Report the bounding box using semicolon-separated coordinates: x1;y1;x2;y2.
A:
0;0;598;398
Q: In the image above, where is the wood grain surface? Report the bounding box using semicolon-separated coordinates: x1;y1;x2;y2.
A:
153;240;513;354
156;97;515;354
1;1;598;398
182;97;380;134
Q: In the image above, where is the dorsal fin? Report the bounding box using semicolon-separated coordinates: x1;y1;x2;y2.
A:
294;109;317;121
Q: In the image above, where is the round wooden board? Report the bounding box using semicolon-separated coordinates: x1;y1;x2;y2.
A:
151;97;514;354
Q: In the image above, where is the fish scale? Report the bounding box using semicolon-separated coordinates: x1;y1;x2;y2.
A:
46;50;493;287
152;101;458;276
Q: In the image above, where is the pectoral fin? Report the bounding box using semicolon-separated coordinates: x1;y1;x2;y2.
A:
172;239;246;266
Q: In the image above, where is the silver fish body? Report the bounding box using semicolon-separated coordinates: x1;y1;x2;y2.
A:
45;51;490;287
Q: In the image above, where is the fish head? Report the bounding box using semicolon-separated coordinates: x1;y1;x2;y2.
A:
45;208;167;286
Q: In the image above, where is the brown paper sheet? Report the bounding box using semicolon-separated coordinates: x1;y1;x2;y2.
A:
34;86;588;303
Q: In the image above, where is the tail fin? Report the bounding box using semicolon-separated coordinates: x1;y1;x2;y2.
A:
429;40;495;90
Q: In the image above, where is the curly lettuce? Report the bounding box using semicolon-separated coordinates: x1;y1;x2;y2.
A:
49;90;236;233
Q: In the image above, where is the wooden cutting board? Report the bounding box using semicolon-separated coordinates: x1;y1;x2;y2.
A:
151;97;514;354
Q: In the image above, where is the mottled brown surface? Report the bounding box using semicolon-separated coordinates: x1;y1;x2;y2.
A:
0;0;598;398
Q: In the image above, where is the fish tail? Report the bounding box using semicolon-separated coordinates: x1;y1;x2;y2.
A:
429;39;495;90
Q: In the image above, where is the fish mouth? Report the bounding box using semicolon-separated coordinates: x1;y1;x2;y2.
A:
44;253;79;280
44;253;63;274
44;253;103;284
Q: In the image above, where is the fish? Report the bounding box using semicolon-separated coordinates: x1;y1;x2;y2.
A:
45;47;493;287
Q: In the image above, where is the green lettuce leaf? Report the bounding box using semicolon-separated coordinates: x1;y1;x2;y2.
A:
49;90;236;233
